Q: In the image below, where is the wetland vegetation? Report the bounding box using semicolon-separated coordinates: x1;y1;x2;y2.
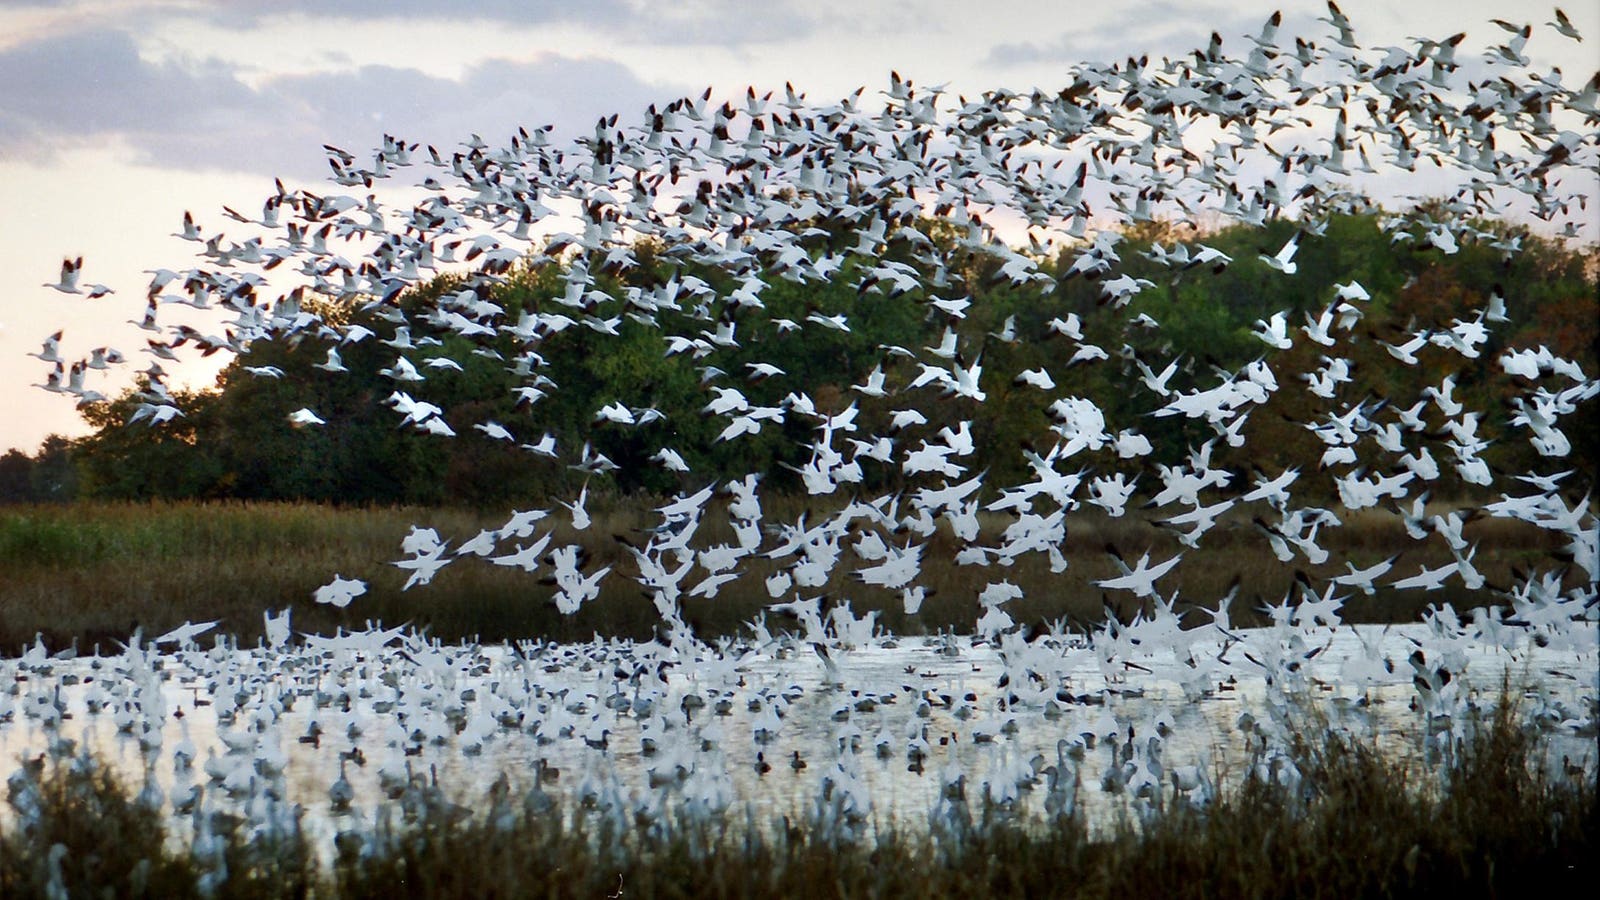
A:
1;694;1591;899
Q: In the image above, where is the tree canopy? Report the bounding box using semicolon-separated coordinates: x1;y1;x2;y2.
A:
14;210;1591;510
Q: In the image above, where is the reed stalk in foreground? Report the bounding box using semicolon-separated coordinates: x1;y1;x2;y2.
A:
0;696;1592;899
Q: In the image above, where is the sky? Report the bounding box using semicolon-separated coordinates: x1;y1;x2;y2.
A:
1;0;1596;455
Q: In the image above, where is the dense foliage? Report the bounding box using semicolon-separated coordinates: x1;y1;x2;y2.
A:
7;211;1595;508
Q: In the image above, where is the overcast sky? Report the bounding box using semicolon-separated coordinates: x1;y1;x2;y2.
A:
2;0;1595;454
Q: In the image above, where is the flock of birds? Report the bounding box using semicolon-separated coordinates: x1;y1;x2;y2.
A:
27;6;1598;628
9;4;1598;874
2;590;1593;870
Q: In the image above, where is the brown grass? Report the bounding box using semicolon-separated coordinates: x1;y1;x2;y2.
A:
0;497;1578;652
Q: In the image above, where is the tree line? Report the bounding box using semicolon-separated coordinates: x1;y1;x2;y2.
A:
4;210;1595;508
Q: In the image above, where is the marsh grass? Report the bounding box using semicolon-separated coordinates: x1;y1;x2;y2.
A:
0;696;1591;898
0;499;1576;652
0;757;315;900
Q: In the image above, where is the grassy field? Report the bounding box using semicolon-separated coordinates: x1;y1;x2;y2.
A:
0;696;1592;898
0;497;1575;653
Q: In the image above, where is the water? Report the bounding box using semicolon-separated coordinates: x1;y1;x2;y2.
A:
2;621;1594;850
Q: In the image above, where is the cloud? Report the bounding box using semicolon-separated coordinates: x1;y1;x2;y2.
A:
620;0;815;46
981;4;1263;67
0;25;690;179
209;0;813;47
0;28;269;160
213;0;629;27
251;56;692;177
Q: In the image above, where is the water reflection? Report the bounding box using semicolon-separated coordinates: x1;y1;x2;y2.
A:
1;623;1593;850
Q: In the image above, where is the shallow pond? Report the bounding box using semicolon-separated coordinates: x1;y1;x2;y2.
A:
1;621;1594;849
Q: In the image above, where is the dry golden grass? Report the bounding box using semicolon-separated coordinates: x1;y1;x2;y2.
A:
0;497;1577;652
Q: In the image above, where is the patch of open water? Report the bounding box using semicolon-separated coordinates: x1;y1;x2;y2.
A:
1;622;1593;851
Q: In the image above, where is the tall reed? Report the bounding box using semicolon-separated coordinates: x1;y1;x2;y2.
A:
0;696;1592;898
